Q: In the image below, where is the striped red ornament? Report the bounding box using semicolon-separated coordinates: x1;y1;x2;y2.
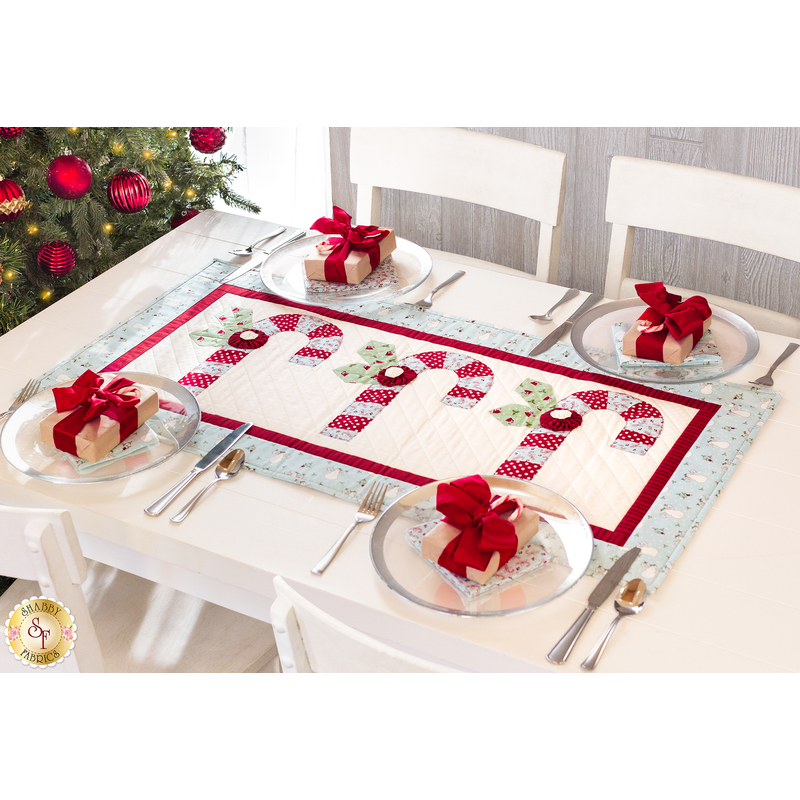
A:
107;168;151;213
0;177;26;221
37;241;76;276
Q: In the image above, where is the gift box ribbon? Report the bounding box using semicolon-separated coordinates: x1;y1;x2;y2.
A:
51;370;141;456
310;206;389;282
435;475;523;575
634;282;712;360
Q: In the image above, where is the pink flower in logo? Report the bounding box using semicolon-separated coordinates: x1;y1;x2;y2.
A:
61;626;73;641
8;626;19;642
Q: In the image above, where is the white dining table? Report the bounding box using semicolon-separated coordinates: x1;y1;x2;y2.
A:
1;209;798;673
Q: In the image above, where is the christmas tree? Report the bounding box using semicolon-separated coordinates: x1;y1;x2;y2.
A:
0;127;259;333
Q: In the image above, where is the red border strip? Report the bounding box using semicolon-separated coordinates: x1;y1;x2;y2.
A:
105;283;721;547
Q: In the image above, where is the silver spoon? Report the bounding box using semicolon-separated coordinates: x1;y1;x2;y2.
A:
170;449;245;522
229;227;287;256
580;578;647;670
529;287;580;322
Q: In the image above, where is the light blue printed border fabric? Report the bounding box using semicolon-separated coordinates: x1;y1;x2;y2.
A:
36;260;780;591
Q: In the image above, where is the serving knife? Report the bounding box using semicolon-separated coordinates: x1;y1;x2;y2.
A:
528;292;604;357
143;422;252;516
546;546;641;665
226;230;307;283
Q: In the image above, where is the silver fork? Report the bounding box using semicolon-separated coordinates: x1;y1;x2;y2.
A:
311;481;388;575
0;379;41;423
749;343;799;387
405;271;465;309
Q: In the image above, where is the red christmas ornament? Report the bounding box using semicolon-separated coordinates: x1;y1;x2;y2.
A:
0;177;26;221
170;208;200;229
47;154;93;200
0;128;24;138
37;241;76;277
189;127;226;154
107;169;151;213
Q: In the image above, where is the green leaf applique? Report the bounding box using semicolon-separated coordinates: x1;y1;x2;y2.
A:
333;340;399;385
190;307;253;347
489;378;558;427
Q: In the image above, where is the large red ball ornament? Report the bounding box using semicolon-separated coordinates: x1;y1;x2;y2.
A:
107;169;151;213
189;127;226;154
0;177;26;221
170;208;200;229
37;241;76;277
46;154;93;200
0;128;24;138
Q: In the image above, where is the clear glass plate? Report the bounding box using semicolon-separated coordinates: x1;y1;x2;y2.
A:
570;298;760;384
0;372;201;484
260;233;433;306
370;475;593;617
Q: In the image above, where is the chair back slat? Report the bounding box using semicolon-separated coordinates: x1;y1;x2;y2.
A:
351;127;566;226
607;155;800;263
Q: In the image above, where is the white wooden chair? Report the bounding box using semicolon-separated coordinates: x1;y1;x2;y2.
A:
349;127;567;283
271;576;457;673
605;155;800;337
0;504;279;673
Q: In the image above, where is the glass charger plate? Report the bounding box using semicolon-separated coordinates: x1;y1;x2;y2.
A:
570;298;760;384
0;372;201;484
370;475;593;617
260;234;433;306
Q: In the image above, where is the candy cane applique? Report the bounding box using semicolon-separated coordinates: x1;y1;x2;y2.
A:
322;342;494;442
494;389;664;482
179;307;343;396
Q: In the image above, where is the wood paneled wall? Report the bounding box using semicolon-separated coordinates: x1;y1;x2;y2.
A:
329;127;800;319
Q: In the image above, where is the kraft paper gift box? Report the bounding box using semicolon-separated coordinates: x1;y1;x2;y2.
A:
421;501;540;585
40;371;159;463
621;314;712;366
621;281;714;366
304;228;397;284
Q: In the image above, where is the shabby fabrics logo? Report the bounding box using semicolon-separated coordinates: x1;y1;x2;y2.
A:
5;596;77;668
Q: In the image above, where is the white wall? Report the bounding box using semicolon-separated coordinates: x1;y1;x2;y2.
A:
214;127;331;228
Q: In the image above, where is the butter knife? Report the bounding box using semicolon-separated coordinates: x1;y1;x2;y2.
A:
226;230;306;283
528;292;603;357
546;546;641;664
143;422;252;516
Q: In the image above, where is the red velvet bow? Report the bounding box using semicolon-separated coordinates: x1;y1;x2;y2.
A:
435;475;521;576
634;282;711;360
51;370;141;456
635;282;711;339
310;206;389;282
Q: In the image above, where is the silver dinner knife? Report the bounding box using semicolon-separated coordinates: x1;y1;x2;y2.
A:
528;292;604;357
143;422;252;516
546;546;641;664
226;230;307;282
